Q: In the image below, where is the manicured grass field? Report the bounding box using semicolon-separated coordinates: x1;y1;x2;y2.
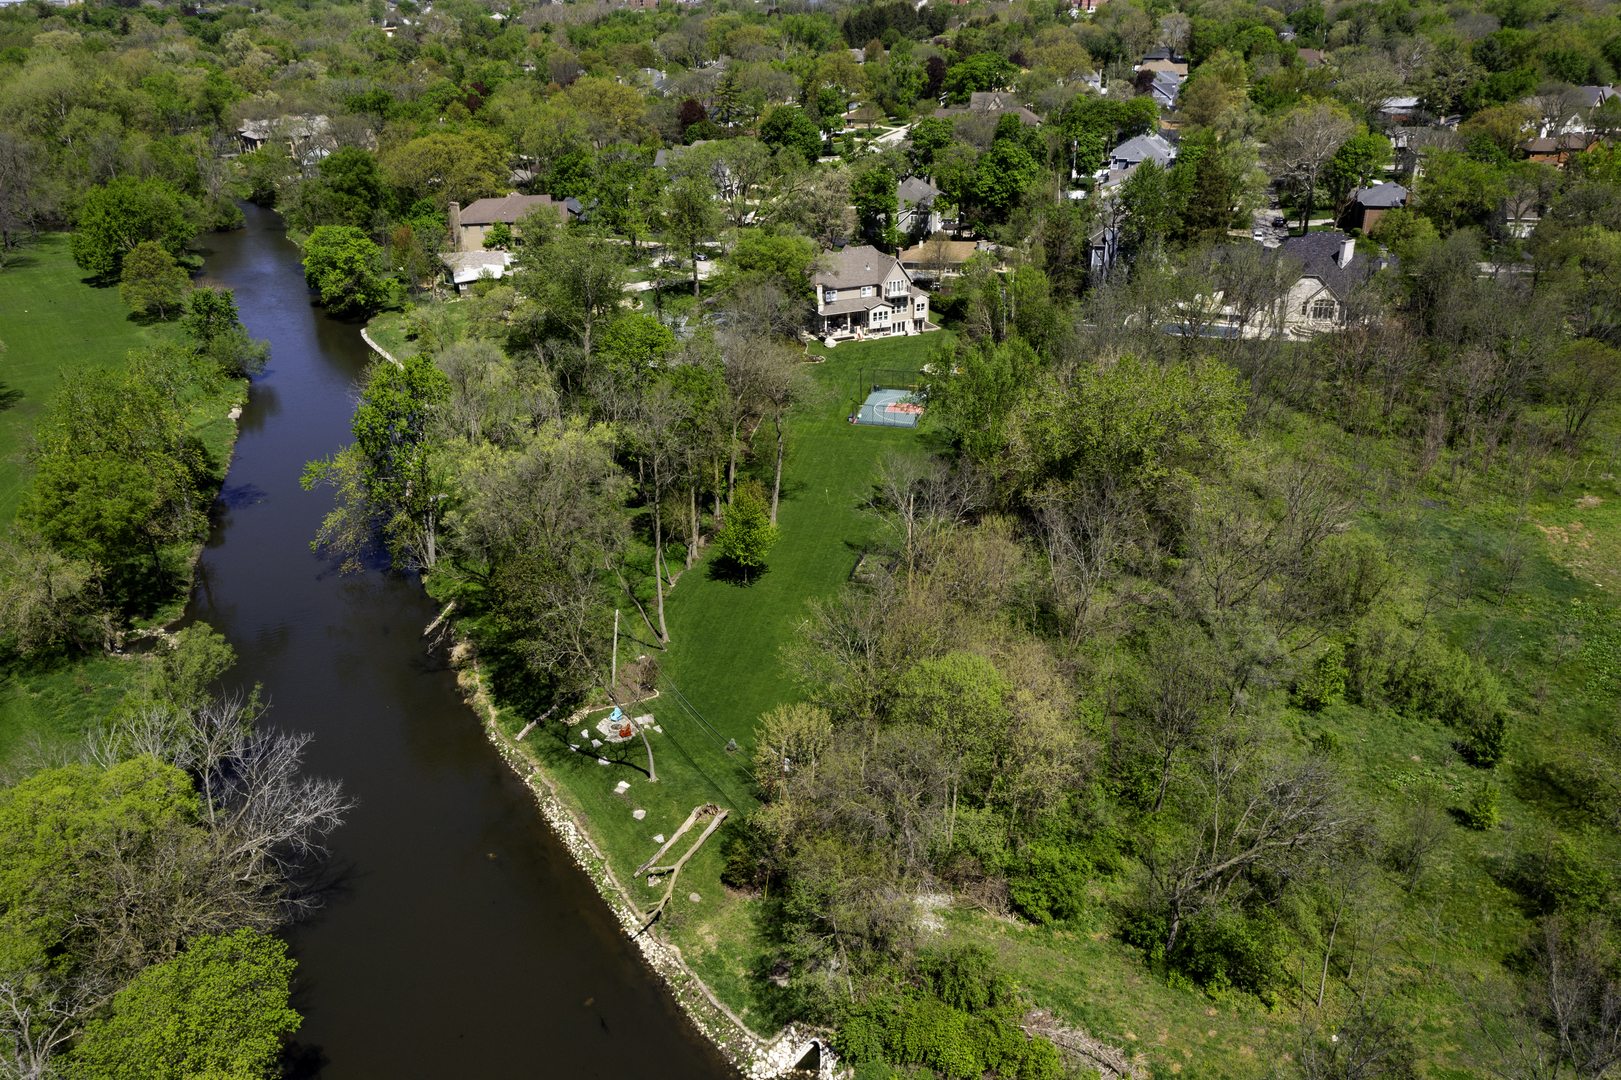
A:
484;332;949;1029
0;233;245;769
0;234;188;523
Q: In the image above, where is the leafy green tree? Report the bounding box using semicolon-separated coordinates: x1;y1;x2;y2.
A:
182;288;270;379
941;54;1015;104
727;230;818;300
758;105;823;165
716;480;778;583
851;165;901;251
150;621;237;710
303;354;451;571
303;145;389;229
1118;160;1181;257
1325;131;1392;218
118;241;192;320
18;455;161;574
69;929;300;1080
663;174;722;297
302;225;393;314
71;177;197;278
970;140;1041;223
922;336;1040;463
379;130;509;210
598;312;677;387
909;116;956;175
511;227;625;359
0;757;230;979
180;287;240;344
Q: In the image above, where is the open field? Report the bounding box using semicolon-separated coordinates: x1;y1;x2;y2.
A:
0;233;246;770
0;234;190;524
479;332;946;1027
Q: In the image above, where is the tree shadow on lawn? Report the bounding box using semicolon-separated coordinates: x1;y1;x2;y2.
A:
706;555;771;588
0;383;21;412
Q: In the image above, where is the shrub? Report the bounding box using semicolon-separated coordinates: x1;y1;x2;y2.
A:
1464;780;1500;830
1007;843;1093;924
1120;905;1285;995
1386;637;1509;766
919;945;1011;1012
1294;643;1348;711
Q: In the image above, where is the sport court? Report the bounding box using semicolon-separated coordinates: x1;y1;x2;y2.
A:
853;387;925;428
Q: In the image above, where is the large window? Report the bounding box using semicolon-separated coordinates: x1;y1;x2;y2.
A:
887;279;907;296
824;288;837;303
1311;297;1338;321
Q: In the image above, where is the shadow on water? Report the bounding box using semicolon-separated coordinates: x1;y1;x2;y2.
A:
187;202;738;1080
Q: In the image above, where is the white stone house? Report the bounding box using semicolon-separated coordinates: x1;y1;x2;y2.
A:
812;246;934;341
1272;230;1396;337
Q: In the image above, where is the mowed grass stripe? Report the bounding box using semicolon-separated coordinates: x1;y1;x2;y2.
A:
0;234;187;523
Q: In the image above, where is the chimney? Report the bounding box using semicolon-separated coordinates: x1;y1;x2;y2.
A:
448;201;462;250
1338;235;1355;267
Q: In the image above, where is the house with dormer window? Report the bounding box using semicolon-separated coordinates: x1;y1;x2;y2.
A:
812;246;936;342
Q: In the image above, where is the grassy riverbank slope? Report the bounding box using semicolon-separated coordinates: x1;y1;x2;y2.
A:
468;326;1621;1077
0;234;247;767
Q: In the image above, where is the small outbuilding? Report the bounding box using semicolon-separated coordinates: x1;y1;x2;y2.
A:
1340;181;1409;232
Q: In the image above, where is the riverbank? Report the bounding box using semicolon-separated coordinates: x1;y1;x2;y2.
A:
453;643;836;1079
0;233;248;766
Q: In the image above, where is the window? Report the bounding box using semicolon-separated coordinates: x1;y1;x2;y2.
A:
861;286;873;297
914;301;926;313
887;279;906;296
1311;297;1338;321
824;288;837;302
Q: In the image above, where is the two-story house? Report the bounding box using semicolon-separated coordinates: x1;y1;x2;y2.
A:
812;246;934;342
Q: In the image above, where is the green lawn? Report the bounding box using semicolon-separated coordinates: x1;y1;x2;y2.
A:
0;233;244;770
481;332;948;1028
0;234;190;524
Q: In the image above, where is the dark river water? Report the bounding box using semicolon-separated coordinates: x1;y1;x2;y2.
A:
188;203;735;1079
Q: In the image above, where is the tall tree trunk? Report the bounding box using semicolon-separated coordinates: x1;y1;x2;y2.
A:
770;410;785;525
727;417;742;506
652;458;669;643
713;456;723;527
687;479;698;569
691;242;700;297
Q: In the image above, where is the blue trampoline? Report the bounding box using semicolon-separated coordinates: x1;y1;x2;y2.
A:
853;387;924;428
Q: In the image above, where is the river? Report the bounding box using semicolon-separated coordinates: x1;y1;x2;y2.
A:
187;203;736;1079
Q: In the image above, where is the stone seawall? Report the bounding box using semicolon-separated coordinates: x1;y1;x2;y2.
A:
447;638;837;1080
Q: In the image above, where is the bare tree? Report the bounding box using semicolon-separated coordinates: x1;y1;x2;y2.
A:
1388;780;1449;891
1464;915;1621;1080
629;380;691;644
1037;478;1136;638
1295;994;1419;1080
799;167;853;250
1128;625;1226;813
0;132;47;259
0;972;106;1080
753;342;814;525
866;449;985;592
1263;104;1356;232
1148;737;1355;954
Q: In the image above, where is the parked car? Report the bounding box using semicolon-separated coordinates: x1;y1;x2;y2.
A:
1271;216;1286;227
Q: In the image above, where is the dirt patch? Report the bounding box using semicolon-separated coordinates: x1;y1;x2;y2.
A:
1536;522;1594;549
1578;495;1604;508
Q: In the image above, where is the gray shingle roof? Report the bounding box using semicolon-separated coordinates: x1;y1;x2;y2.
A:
812;245;905;290
1111;133;1176;167
1350;182;1409;208
897;176;941;204
1276;230;1396;298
